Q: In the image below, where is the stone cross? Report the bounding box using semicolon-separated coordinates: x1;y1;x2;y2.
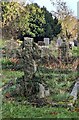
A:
17;37;50;97
21;37;42;96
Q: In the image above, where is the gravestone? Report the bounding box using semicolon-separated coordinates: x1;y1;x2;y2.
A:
39;83;45;98
60;39;68;62
5;38;18;58
39;84;50;98
44;38;50;46
57;36;62;47
45;88;50;97
70;81;79;101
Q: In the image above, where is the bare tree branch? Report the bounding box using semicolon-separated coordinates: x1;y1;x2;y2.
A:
50;0;73;19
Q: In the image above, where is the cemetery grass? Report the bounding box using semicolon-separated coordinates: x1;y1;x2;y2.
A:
2;100;79;118
2;70;24;86
2;68;79;118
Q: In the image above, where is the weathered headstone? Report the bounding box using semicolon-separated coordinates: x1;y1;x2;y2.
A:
44;38;50;46
38;84;50;98
39;83;45;98
70;81;79;101
45;88;50;97
57;36;62;47
60;39;68;62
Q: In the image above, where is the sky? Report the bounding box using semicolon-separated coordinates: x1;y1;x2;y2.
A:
4;0;78;16
31;0;79;16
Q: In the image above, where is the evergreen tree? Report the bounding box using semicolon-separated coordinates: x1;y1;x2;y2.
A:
1;2;62;40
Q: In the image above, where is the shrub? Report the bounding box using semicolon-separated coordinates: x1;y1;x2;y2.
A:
1;58;17;69
1;58;12;65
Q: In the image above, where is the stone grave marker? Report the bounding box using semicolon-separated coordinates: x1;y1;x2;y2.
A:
45;88;50;97
44;38;50;46
70;81;79;101
39;83;45;98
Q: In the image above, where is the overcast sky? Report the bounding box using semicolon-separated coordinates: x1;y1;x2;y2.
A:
32;0;78;16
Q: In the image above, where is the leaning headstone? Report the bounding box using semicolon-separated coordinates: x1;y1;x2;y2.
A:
45;88;50;97
70;81;79;101
44;38;49;46
70;82;77;101
39;83;45;98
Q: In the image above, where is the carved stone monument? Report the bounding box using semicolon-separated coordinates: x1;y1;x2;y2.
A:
17;37;50;98
19;37;43;97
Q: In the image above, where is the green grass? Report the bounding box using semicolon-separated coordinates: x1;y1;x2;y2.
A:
2;67;78;101
35;67;78;101
2;70;24;86
2;67;79;118
1;36;79;118
0;39;6;48
71;46;79;57
2;100;79;118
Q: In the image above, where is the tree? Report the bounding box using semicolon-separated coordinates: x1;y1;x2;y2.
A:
1;2;30;39
1;2;61;40
50;0;73;19
42;7;62;38
21;3;61;39
25;3;45;38
50;0;77;38
52;17;62;37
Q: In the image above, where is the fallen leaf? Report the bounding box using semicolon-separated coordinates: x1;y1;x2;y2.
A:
50;112;58;115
